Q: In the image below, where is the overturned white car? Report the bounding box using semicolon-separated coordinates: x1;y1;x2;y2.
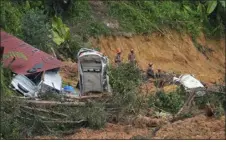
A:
77;48;111;95
10;69;62;98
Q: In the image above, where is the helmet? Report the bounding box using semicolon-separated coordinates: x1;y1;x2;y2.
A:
149;63;153;66
116;48;121;53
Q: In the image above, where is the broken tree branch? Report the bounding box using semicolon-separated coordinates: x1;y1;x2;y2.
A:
175;88;205;117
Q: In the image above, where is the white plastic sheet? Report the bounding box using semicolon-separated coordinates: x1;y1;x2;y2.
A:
178;74;204;89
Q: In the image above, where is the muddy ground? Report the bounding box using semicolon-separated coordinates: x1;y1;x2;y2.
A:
52;30;226;140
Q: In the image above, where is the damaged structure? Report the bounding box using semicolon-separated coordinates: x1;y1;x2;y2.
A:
1;31;62;97
77;48;111;95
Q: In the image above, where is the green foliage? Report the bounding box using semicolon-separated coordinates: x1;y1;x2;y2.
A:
64;0;91;21
0;64;13;96
149;88;185;114
0;0;23;35
109;63;144;114
51;16;70;45
58;34;86;61
206;1;218;15
108;1;202;37
0;95;107;139
0;97;25;139
21;9;53;52
87;22;111;37
54;102;107;130
63;1;110;37
195;92;225;118
84;102;107;129
109;63;142;94
108;0;225;37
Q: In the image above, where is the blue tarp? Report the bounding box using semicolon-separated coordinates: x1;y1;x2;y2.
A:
63;85;75;93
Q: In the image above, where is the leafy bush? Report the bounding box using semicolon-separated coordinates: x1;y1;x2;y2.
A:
84;102;107;129
149;88;185;114
51;16;70;46
109;63;144;114
109;63;142;94
1;0;23;35
0;65;13;96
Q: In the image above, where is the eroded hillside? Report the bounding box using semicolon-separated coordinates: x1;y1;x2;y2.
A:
90;31;225;84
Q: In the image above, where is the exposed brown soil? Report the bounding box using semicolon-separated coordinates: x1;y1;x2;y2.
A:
90;31;225;84
60;61;78;87
33;123;150;140
153;115;225;139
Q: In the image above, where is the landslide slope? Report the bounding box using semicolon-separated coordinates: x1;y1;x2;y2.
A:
90;31;225;84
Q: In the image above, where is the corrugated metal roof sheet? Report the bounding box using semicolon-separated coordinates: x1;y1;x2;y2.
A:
1;31;62;75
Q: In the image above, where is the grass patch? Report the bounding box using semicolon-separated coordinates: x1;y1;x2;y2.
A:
108;1;203;37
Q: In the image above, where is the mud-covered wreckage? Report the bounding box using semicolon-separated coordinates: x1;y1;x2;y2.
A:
77;48;111;95
1;31;62;97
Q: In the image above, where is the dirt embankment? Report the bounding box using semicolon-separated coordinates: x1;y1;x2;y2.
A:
90;31;225;84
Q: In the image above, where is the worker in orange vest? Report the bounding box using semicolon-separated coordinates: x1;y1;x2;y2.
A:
115;50;122;67
128;49;136;64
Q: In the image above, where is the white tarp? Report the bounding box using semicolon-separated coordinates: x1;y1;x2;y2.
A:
178;74;204;89
173;74;205;96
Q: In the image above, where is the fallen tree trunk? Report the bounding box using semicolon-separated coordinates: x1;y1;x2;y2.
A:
24;100;86;107
43;119;86;124
21;106;69;118
20;109;61;121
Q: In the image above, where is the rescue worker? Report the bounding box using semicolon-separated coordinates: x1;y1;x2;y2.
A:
128;49;136;64
155;69;163;78
115;50;122;67
146;63;155;79
155;69;165;88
